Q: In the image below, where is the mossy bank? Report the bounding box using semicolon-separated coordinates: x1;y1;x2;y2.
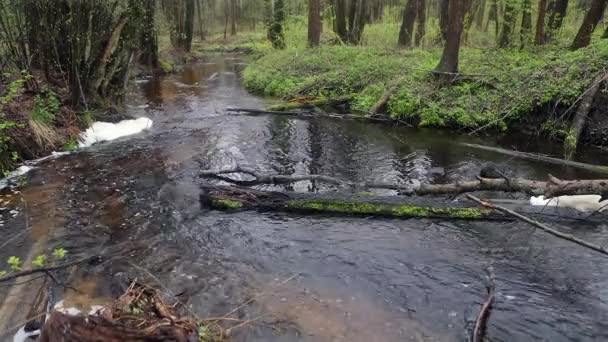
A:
243;41;608;146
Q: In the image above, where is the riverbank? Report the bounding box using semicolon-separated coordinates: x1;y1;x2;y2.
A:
241;39;608;147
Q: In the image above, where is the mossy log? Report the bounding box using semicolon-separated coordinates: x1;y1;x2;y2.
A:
199;185;601;222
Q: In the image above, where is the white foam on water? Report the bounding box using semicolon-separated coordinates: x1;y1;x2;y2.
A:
13;326;40;342
79;117;153;147
530;195;607;212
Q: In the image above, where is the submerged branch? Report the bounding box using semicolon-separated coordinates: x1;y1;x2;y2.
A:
461;143;608;175
472;267;496;342
466;194;608;256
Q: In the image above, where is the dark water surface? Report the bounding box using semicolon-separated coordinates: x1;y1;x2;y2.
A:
1;54;608;341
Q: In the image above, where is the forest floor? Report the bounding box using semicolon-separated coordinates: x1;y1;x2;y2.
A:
212;23;608;148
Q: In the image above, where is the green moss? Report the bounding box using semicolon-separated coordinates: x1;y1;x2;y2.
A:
159;60;174;73
243;39;608;132
286;200;489;219
211;199;244;210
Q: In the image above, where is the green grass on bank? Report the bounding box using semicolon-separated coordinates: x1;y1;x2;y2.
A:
243;39;608;131
207;12;606;132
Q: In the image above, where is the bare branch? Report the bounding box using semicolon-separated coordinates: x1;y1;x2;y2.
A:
466;194;608;256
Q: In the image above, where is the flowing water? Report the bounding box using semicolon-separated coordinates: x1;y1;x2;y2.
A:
1;53;608;341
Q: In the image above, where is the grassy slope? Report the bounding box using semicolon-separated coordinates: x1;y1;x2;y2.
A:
239;16;608;133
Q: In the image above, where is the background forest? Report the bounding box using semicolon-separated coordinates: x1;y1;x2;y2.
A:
0;0;607;173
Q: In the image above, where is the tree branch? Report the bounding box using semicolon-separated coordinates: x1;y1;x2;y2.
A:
472;267;495;342
200;166;608;198
0;255;99;284
466;194;608;256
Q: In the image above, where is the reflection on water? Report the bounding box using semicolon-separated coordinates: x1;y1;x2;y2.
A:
1;53;608;341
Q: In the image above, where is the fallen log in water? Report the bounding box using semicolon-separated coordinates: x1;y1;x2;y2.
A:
226;107;408;125
199;185;604;222
199;166;608;198
461;143;608;175
267;96;353;111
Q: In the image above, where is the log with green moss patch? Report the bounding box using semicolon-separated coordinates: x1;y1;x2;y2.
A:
285;199;490;219
200;185;605;222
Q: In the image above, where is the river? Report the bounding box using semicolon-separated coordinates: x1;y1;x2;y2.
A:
1;53;607;341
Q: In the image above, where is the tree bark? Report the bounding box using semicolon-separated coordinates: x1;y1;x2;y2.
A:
230;0;238;36
435;0;467;79
439;0;450;40
308;0;322;47
139;0;159;69
347;0;367;44
546;0;569;41
564;73;608;159
520;0;533;47
498;1;517;47
398;0;420;47
415;0;427;46
475;0;486;29
92;14;129;95
535;0;548;44
334;0;348;42
571;0;608;50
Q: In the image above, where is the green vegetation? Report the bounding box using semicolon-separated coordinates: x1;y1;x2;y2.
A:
287;199;490;219
0;247;67;277
211;199;245;210
244;39;608;131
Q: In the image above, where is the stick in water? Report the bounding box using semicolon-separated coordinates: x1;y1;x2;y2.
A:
466;194;608;256
472;267;496;342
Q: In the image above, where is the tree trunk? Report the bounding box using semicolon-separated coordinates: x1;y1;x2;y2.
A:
475;0;486;29
535;0;548;44
139;0;159;69
485;0;499;36
564;73;607;159
571;0;607;49
464;0;481;41
308;0;321;47
415;0;427;46
398;0;420;47
603;25;608;38
435;0;467;79
439;0;450;40
546;0;569;41
497;1;517;47
230;0;237;36
520;0;532;47
334;0;348;42
347;0;367;44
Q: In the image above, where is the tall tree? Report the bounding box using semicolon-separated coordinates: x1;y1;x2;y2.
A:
535;0;548;44
571;0;607;49
308;0;321;47
498;0;517;47
546;0;569;41
485;0;499;36
398;0;420;47
475;0;486;29
163;0;195;52
269;0;286;49
520;0;533;47
435;0;468;79
347;0;367;44
439;0;450;40
230;0;238;36
334;0;349;42
140;0;159;69
414;0;427;46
